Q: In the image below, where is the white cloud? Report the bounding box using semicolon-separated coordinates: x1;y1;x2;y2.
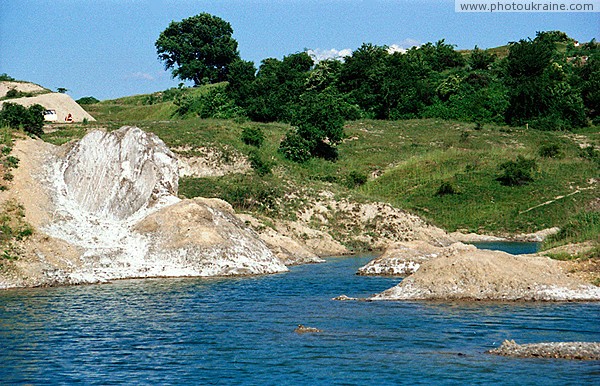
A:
128;72;155;81
308;39;421;62
388;38;421;54
306;48;352;62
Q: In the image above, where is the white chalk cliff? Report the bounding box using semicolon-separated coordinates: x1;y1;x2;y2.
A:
0;126;287;288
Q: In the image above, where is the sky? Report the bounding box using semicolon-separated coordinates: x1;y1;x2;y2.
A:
0;0;598;100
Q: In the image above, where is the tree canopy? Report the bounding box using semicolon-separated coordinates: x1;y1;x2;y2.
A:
156;13;240;85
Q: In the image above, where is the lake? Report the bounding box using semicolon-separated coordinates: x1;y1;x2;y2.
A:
1;254;599;385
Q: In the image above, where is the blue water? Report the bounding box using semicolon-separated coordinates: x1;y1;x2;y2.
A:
1;255;599;385
471;241;541;255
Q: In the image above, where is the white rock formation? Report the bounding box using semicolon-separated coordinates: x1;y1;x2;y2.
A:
1;126;287;288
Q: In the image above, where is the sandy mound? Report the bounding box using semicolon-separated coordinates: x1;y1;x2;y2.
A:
357;241;476;276
371;249;600;301
0;92;95;123
0;81;48;98
133;198;288;276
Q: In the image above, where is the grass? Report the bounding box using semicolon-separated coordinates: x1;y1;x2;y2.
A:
65;91;600;246
0;199;34;262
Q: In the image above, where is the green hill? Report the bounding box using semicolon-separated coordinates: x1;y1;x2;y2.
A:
49;97;600;249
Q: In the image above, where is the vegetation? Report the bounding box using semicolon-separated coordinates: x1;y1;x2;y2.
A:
76;96;100;105
68;26;599;251
0;103;45;137
155;13;240;85
496;156;537;186
0;200;33;262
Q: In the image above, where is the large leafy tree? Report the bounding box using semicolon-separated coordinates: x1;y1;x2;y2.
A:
156;13;240;85
245;52;313;122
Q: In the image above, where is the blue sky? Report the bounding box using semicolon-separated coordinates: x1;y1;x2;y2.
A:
1;0;598;100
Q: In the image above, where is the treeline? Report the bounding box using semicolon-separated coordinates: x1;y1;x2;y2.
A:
219;31;598;130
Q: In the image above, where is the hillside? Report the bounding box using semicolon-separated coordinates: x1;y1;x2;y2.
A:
55;93;599;254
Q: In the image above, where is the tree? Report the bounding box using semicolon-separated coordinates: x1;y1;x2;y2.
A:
279;90;346;162
0;102;45;137
155;13;240;85
338;43;389;118
468;46;496;70
56;87;68;94
245;52;313;122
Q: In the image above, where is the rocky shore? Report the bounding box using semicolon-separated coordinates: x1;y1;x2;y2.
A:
488;340;600;360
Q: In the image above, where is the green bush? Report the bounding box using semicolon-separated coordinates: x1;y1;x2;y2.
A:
248;149;272;176
0;103;44;137
435;181;458;196
241;126;264;148
76;96;100;105
538;143;563;158
0;73;15;81
497;156;537;186
3;156;19;168
345;170;368;188
175;86;242;118
580;145;600;166
278;131;312;163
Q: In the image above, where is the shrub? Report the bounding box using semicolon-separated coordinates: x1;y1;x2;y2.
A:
76;96;100;105
0;103;45;137
279;131;312;163
435;181;458;196
0;73;15;81
175;86;242;118
497;156;537;186
345;170;368;188
280;90;345;162
538;143;563;158
580;145;600;166
4;156;19;168
248;149;272;176
241;126;264;148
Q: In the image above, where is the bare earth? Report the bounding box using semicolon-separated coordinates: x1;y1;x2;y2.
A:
370;248;600;301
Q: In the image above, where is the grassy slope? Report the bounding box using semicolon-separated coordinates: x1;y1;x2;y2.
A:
47;90;599;247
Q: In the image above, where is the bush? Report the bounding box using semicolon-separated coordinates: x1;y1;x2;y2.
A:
278;131;312;163
529;116;569;131
538;143;563;158
241;126;264;148
76;96;100;105
580;145;600;166
497;156;537;186
280;90;345;163
345;170;368;188
0;73;15;81
435;181;458;196
248;149;272;176
0;103;44;137
175;86;242;118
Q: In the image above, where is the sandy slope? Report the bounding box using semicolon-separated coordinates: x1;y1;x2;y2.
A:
0;92;95;123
